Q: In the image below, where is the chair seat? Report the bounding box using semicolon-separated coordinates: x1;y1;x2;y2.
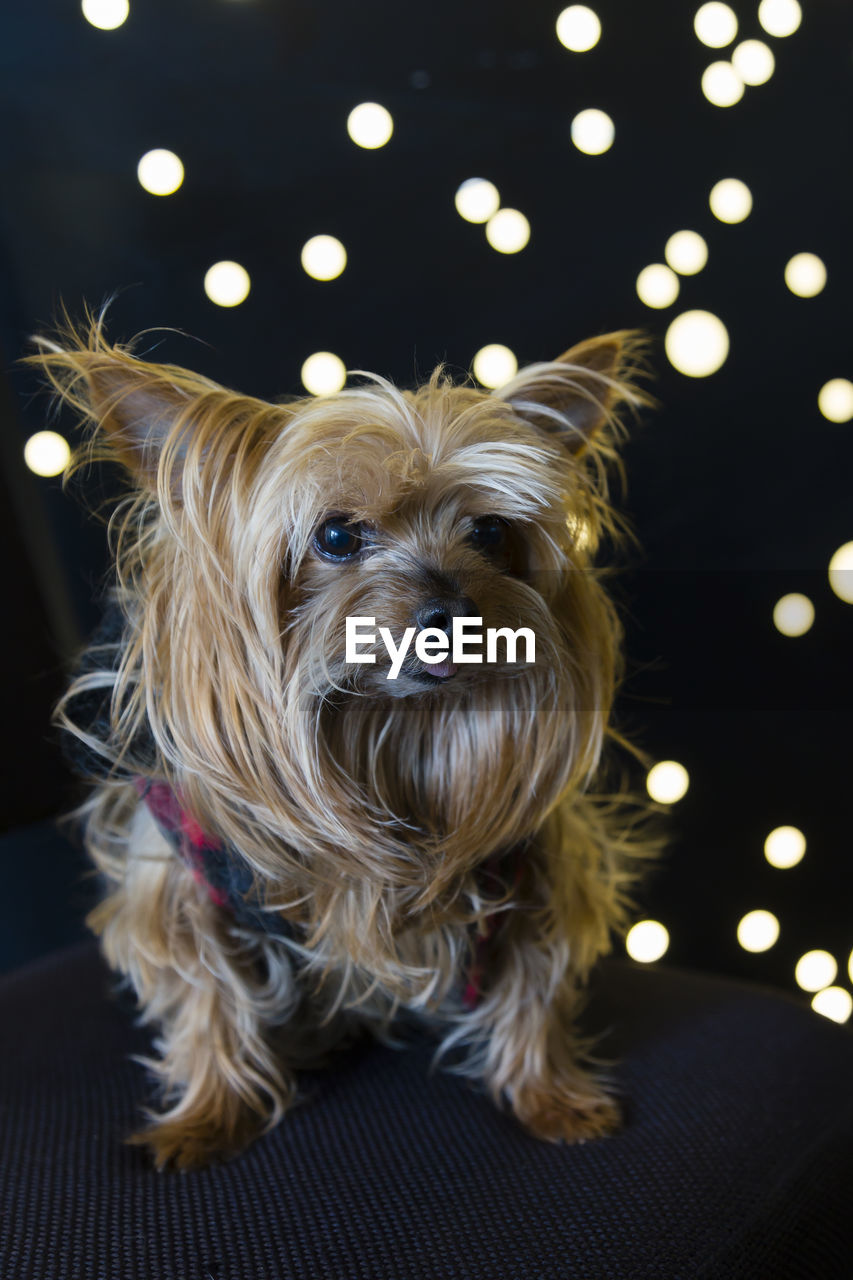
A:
1;940;851;1279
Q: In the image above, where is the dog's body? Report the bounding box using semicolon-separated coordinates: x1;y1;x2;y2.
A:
34;321;652;1168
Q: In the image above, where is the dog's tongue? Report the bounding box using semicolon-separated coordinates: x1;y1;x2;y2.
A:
428;660;458;679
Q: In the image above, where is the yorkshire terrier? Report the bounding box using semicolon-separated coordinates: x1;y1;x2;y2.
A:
32;318;653;1169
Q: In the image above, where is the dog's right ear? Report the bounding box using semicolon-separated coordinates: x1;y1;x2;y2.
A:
27;320;275;496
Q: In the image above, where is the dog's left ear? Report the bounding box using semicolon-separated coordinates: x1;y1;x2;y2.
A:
495;330;648;455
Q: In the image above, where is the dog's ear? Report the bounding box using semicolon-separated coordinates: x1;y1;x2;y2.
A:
27;321;276;495
495;330;649;455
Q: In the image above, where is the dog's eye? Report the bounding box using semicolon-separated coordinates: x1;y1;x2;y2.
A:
314;517;364;560
468;516;508;553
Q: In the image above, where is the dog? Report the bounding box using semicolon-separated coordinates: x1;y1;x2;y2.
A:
32;317;654;1169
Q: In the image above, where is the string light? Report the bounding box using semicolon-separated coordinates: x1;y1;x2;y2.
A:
665;230;708;275
626;921;670;963
818;379;853;424
784;253;827;298
665;310;729;377
709;178;752;223
472;344;518;388
81;0;129;30
772;593;814;637
646;761;689;803
795;950;837;992
811;988;852;1024
301;235;347;281
701;62;744;107
301;352;347;396
570;109;615;155
731;39;775;86
828;542;853;604
455;179;500;224
693;3;737;48
204;261;251;307
485;209;530;254
137;149;184;196
24;431;71;478
346;103;394;150
555;5;601;52
636;264;680;309
758;0;802;38
737;910;779;953
764;826;806;869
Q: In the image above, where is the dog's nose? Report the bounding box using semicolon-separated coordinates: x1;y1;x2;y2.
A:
416;595;478;636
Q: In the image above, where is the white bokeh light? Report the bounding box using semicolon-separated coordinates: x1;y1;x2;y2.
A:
828;542;853;604
818;379;853;424
737;910;780;953
646;761;689;804
301;235;347;281
764;826;806;870
693;3;738;48
136;149;184;196
301;352;347;397
346;102;394;150
454;178;501;224
24;431;71;478
811;987;852;1024
709;178;753;223
555;5;601;52
665;230;708;275
485;209;530;254
732;39;775;85
701;61;744;107
636;264;680;309
795;950;837;993
204;261;251;307
758;0;802;38
570;108;615;155
772;593;814;637
81;0;129;30
626;920;670;963
784;253;827;298
472;344;518;389
665;311;729;378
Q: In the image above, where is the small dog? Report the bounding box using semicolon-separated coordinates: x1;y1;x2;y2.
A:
33;318;653;1169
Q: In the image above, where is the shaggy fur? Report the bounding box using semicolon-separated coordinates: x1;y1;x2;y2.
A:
31;316;655;1169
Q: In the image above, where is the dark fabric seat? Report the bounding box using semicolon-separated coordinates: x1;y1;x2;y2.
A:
1;940;852;1280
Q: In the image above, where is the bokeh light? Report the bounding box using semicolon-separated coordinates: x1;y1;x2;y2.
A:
23;431;71;478
472;344;518;388
204;261;251;307
485;209;530;254
646;760;689;804
636;264;680;309
784;253;826;298
301;235;347;281
301;352;347;397
665;230;708;275
737;910;780;953
795;950;837;992
136;149;184;196
665;310;729;377
693;3;738;48
346;102;394;150
709;178;753;223
455;178;500;224
701;61;744;107
625;920;670;963
828;542;853;603
811;987;852;1024
764;825;806;869
758;0;802;38
818;379;853;424
772;593;814;637
555;5;601;52
570;108;615;155
81;0;129;30
732;39;775;85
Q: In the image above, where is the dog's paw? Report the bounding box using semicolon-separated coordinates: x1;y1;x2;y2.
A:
511;1080;621;1144
127;1112;264;1171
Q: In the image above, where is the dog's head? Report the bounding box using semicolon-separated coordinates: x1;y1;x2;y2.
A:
35;322;647;892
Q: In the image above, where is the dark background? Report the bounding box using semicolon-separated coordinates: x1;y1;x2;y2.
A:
1;0;850;998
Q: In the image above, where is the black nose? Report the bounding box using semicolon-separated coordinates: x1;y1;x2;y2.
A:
415;595;478;635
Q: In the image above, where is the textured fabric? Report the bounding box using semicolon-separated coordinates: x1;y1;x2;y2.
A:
2;942;852;1279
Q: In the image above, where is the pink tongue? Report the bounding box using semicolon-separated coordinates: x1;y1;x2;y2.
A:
428;661;458;679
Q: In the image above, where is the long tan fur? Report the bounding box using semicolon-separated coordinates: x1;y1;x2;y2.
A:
30;312;657;1168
